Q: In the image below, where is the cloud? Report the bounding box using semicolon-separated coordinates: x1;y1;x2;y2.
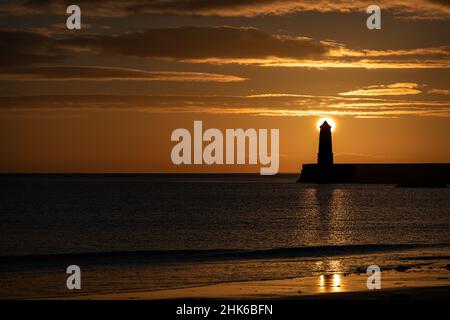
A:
34;22;111;36
328;45;450;58
1;0;449;19
58;26;329;60
428;88;450;95
0;29;66;66
339;83;423;96
0;28;256;82
0;66;246;82
184;41;450;68
0;27;330;67
1;28;449;71
1;94;449;118
187;57;450;69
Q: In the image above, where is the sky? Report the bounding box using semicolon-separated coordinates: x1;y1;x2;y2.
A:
0;0;449;173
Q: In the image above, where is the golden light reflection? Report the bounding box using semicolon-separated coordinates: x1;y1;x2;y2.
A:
333;274;341;290
318;274;342;293
317;117;336;132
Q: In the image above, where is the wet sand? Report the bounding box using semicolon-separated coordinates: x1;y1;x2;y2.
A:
58;266;450;300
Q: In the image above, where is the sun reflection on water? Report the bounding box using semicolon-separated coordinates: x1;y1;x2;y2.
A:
318;274;342;293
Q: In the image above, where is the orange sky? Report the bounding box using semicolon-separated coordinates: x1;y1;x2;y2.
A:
0;0;449;173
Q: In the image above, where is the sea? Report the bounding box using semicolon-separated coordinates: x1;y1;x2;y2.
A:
0;174;449;299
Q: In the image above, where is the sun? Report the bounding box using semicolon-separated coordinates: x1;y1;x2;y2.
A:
317;117;336;132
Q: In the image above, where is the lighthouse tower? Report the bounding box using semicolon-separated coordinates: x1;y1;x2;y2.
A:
317;121;333;168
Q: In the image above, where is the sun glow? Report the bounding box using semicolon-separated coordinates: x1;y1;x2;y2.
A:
317;117;336;132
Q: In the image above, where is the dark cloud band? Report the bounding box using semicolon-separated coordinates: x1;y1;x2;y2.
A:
1;0;449;19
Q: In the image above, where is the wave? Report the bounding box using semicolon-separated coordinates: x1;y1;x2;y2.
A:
1;243;448;269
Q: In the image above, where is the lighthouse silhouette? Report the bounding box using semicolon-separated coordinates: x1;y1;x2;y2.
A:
298;119;450;184
317;121;333;169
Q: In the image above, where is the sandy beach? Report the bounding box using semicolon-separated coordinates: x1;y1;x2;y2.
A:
57;265;450;300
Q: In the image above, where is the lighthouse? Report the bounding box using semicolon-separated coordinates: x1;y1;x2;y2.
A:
317;121;333;169
299;119;450;185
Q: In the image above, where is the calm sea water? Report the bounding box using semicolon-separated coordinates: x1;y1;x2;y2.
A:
0;174;449;298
